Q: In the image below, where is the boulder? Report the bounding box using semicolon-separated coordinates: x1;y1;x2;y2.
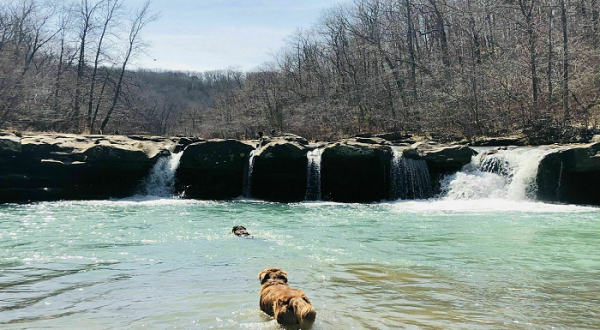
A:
251;140;309;202
321;140;392;202
176;139;255;199
409;141;476;174
537;143;600;205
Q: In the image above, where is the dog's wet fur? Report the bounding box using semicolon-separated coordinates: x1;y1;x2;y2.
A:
232;225;251;237
258;267;316;329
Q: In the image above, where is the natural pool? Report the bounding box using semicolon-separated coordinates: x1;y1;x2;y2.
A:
1;198;598;329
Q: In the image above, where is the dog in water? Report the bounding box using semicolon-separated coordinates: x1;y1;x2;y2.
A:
232;225;251;237
258;267;316;329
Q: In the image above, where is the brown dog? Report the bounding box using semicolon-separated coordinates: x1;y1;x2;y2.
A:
258;267;316;329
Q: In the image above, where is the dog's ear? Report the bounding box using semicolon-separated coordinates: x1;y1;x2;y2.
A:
259;268;276;284
258;270;269;284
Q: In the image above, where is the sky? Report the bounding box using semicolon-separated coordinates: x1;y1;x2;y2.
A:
127;0;345;73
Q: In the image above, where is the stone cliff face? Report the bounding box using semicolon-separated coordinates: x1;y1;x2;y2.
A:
251;139;309;202
537;142;600;205
321;139;393;203
0;132;177;202
0;131;521;204
175;139;255;200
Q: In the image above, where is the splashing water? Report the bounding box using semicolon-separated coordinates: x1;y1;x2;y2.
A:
441;148;556;201
242;148;259;198
305;148;322;201
390;148;433;200
139;152;183;197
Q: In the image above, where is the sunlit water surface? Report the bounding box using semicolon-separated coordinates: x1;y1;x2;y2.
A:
1;198;599;329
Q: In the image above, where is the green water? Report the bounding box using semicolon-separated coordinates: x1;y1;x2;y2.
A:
0;199;599;329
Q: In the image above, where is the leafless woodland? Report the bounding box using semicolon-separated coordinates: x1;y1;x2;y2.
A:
1;0;599;142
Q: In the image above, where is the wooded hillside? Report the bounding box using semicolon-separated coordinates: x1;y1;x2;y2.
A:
1;0;599;141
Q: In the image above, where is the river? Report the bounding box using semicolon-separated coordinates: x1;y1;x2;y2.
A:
0;147;599;329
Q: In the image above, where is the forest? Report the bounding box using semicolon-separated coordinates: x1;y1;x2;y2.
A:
0;0;599;142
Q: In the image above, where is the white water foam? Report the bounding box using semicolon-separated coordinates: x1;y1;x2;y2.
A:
305;148;322;201
441;148;556;201
242;148;259;198
384;198;598;213
138;152;183;198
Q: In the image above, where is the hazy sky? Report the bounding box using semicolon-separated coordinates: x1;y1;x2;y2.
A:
128;0;344;72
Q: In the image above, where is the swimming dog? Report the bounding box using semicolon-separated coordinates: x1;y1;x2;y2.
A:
258;267;316;329
232;225;251;237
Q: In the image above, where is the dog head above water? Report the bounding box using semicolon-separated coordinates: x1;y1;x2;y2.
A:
232;225;251;237
258;267;288;285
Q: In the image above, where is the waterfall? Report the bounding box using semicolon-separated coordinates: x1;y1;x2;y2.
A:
390;148;433;200
441;148;555;201
305;149;322;200
139;152;183;197
555;161;564;201
242;148;259;198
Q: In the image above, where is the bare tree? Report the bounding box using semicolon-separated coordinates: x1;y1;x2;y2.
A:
87;0;122;131
71;0;105;131
100;1;158;133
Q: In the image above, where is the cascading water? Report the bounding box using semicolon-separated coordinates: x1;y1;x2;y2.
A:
242;148;259;198
139;151;183;197
441;147;556;201
390;147;433;200
305;148;322;200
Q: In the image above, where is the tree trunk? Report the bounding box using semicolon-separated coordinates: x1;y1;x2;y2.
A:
561;0;570;123
430;0;450;66
405;0;418;99
88;0;121;131
547;4;554;115
519;0;539;120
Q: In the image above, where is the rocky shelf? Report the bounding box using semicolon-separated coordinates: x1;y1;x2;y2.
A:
1;131;600;205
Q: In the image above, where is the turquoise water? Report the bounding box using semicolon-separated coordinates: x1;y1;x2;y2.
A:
1;198;598;329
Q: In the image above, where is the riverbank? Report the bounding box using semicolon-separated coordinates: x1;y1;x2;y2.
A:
1;131;600;205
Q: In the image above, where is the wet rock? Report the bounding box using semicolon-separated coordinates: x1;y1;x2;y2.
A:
251;141;308;202
477;149;510;176
321;140;392;202
537;143;600;205
0;133;176;203
176;139;255;199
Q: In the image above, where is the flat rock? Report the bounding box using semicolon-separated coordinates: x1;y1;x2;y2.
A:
410;141;476;173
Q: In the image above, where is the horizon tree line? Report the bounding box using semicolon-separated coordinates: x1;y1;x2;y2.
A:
0;0;599;142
